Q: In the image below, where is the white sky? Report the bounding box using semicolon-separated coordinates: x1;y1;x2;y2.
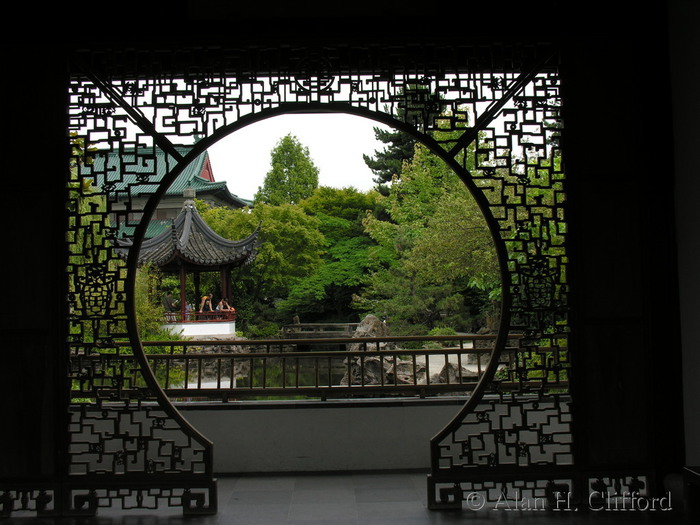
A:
206;114;393;201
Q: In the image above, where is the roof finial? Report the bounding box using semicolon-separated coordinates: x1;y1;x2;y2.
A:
183;187;196;207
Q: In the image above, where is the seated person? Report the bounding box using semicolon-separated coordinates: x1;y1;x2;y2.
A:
162;292;178;321
216;298;230;311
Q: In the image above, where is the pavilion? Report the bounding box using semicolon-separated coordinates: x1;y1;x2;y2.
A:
120;188;260;336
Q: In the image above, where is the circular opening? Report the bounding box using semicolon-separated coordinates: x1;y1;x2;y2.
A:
135;112;501;398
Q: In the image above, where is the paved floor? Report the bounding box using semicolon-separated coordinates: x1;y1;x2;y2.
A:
3;471;691;524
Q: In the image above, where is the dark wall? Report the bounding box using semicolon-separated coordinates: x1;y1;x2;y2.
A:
0;1;688;490
561;28;685;480
669;0;700;466
0;44;69;480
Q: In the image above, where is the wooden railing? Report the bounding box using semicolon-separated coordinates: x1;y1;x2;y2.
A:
69;334;570;402
163;310;237;323
280;322;359;339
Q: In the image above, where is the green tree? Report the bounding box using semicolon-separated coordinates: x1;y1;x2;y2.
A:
405;188;499;294
278;187;392;320
200;201;325;326
357;143;500;333
299;186;381;223
354;263;467;334
362;127;416;187
363;85;446;190
254;134;320;205
133;263;182;341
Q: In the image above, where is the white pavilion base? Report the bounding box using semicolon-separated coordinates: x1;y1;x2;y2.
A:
162;321;237;338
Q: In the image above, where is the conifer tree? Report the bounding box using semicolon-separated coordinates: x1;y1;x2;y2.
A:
362;127;416;186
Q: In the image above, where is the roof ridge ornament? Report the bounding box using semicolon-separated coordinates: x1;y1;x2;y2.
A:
183;187;196;204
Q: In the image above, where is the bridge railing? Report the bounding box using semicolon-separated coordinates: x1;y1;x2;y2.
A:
70;334;569;402
280;323;359;339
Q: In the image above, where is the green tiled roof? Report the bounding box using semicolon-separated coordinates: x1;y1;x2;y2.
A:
117;201;259;271
119;219;172;239
83;145;252;207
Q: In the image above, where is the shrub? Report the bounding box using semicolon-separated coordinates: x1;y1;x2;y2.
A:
428;325;458;337
246;322;281;339
425;325;458;348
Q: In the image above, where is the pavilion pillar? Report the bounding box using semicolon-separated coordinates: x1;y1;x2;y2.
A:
179;264;187;321
220;267;232;302
194;272;201;308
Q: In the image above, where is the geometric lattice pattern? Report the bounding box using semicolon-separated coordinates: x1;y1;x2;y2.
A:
59;42;571;516
68;402;209;476
437;395;573;470
427;473;651;512
0;488;57;518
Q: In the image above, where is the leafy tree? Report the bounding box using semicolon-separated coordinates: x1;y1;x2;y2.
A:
278;187;392;320
363;144;456;251
357;143;500;333
134;263;182;342
254;134;319;205
354;263;473;334
299;186;381;224
200;201;325;325
405;189;499;294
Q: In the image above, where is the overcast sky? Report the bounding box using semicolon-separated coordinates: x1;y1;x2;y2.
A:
206;114;393;201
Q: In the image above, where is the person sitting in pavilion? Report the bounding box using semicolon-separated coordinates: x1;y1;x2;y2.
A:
216;297;237;319
162;291;178;321
216;298;231;311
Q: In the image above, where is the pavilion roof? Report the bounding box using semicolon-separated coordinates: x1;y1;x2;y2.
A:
119;199;260;270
